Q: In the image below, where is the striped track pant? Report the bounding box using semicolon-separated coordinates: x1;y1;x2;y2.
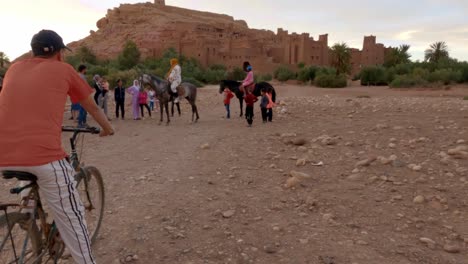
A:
0;159;96;264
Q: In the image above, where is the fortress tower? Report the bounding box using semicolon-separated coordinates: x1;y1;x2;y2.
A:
154;0;165;5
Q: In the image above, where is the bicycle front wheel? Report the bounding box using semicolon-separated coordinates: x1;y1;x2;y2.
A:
75;166;105;244
0;212;42;264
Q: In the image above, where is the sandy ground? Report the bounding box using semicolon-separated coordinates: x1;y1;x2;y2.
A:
2;83;468;264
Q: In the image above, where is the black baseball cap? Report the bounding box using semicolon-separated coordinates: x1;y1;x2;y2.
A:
30;30;71;56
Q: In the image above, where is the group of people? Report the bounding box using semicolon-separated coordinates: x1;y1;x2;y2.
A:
76;57;183;123
126;80;158;120
223;61;274;127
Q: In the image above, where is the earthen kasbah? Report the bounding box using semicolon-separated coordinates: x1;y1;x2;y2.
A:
68;0;390;74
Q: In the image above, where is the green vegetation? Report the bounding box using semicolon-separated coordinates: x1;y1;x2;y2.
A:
64;45;225;87
315;73;347;88
0;52;10;77
256;73;273;83
353;42;468;88
384;44;411;68
274;65;296;82
228;66;246;81
425;41;449;64
330;42;351;75
118;40;141;70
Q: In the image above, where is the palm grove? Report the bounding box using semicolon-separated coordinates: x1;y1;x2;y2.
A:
0;40;467;88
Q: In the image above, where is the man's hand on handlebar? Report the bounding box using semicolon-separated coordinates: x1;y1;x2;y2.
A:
99;128;115;137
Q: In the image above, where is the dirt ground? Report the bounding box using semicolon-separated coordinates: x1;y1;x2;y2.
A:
2;83;468;264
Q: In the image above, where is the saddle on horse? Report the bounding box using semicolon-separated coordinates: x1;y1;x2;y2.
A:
169;84;185;101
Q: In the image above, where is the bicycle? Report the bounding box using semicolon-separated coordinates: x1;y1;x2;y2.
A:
0;126;105;263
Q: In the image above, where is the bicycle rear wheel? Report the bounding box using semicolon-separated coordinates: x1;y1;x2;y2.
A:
0;212;42;264
75;166;105;244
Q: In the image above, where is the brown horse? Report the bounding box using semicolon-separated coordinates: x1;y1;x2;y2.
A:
141;74;199;124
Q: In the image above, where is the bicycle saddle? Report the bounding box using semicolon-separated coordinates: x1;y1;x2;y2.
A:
2;171;38;182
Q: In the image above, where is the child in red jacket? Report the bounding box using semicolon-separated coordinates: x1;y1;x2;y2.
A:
224;89;234;119
138;89;152;118
244;90;258;127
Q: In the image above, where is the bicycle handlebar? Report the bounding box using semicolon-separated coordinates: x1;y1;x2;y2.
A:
62;126;100;135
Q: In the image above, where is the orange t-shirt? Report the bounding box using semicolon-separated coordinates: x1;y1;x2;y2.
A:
0;57;93;166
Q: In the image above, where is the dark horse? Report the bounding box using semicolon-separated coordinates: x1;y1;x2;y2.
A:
141;74;199;124
219;80;277;117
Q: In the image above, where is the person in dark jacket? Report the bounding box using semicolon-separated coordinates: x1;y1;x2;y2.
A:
114;79;126;119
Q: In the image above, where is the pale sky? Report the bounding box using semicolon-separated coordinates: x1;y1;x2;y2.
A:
1;0;467;62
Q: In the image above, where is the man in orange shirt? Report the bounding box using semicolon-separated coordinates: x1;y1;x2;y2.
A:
0;30;114;264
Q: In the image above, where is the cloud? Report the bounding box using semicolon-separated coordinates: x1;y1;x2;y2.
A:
395;30;421;41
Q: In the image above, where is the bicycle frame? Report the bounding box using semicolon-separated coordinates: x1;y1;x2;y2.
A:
1;181;58;263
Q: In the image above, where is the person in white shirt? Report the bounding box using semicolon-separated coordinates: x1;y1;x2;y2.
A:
166;58;182;103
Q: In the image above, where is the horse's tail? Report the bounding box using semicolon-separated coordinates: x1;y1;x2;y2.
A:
259;82;276;102
271;87;276;103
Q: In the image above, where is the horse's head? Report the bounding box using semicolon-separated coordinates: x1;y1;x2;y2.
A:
141;73;168;92
219;80;226;94
140;74;152;88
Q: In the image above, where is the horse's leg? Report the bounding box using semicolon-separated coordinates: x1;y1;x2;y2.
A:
171;101;174;117
191;104;195;123
194;104;199;122
239;98;243;117
159;100;164;125
165;102;170;125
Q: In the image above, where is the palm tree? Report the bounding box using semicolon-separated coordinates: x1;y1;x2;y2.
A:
424;42;449;63
384;44;412;67
330;42;351;75
0;52;10;68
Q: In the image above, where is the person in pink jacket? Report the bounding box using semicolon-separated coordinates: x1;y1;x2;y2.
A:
239;61;254;95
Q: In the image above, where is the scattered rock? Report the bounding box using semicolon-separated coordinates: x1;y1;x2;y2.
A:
292;138;308;146
297;146;308;152
408;164;422;171
285;177;301;188
347;174;363;181
296;159;307;167
447;146;468;159
200;143;210;149
419;237;436;249
290;171;311;179
222;210;235;218
392;159;405;168
413;195;425;204
315;135;338;146
378;156;392;165
263;244;277;254
443;243;461;253
322;213;334;221
281;133;297;138
356;240;368;245
355;157;377;167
